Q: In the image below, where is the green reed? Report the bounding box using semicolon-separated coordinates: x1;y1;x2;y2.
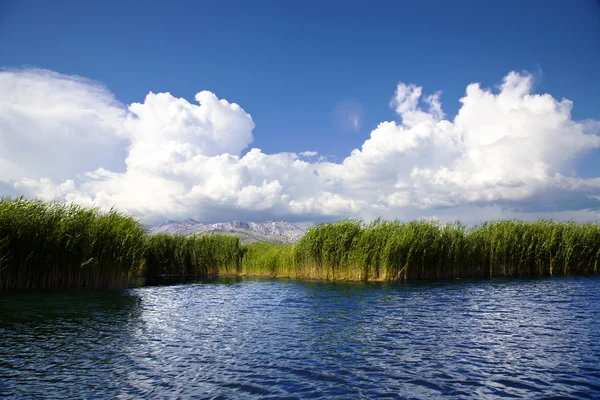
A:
2;198;599;291
288;219;600;281
240;242;295;277
0;197;146;291
143;233;242;277
0;198;243;291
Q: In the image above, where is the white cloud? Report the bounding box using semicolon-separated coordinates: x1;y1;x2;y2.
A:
0;69;129;181
124;90;254;172
1;68;599;224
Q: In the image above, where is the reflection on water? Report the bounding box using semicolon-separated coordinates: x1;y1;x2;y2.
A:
1;276;600;399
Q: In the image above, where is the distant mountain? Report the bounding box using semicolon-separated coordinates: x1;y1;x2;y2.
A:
147;220;305;244
149;219;205;236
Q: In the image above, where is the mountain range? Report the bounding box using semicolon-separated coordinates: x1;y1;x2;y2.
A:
148;220;305;244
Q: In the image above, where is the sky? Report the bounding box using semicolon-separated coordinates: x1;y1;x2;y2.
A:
1;0;600;225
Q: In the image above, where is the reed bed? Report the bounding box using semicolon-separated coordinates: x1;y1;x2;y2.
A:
143;234;242;277
1;198;599;291
239;242;295;277
288;219;600;281
0;197;146;291
0;198;242;291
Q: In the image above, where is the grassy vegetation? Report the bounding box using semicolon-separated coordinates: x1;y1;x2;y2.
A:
1;198;599;291
240;242;295;277
0;197;146;291
229;218;600;281
0;198;243;291
289;219;600;280
144;233;241;277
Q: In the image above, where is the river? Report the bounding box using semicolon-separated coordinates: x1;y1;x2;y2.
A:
1;276;599;399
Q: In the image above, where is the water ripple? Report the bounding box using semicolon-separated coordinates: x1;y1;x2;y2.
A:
1;276;600;399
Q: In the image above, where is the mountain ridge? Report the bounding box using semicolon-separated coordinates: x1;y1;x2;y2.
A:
148;219;305;244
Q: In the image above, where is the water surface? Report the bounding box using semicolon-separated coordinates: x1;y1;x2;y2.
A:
1;276;600;399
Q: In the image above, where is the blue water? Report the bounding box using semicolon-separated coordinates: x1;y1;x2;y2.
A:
1;276;600;399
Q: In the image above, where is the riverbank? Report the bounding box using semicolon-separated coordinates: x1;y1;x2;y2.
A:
1;198;599;291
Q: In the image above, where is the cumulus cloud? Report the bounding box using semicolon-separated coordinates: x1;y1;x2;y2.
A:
1;68;599;224
125;90;254;172
0;69;129;181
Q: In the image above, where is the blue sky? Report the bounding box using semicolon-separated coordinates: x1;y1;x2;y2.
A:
3;0;599;156
1;1;600;223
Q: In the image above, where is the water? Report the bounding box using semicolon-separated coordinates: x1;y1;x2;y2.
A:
1;276;600;399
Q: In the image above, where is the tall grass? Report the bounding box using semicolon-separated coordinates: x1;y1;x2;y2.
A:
0;197;146;291
468;220;600;277
289;219;600;281
240;219;600;281
143;234;242;277
239;242;295;277
0;198;242;291
2;198;599;291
